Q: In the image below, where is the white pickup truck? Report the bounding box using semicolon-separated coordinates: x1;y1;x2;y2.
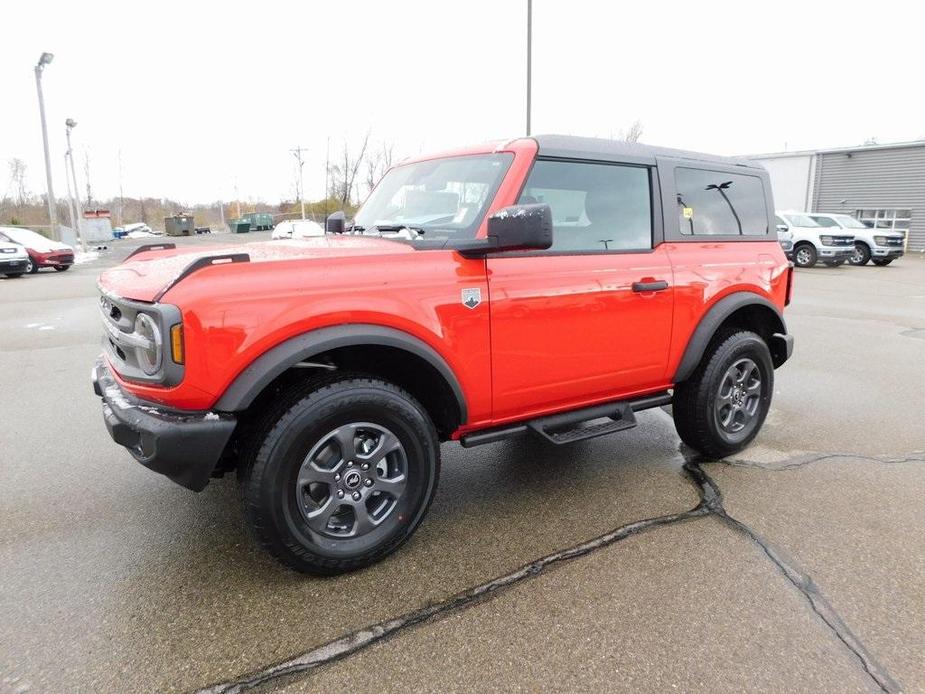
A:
776;211;855;268
808;213;904;266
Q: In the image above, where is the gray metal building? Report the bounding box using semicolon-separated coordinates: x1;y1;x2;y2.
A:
750;140;925;252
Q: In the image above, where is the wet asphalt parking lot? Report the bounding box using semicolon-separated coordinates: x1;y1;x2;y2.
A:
1;233;924;693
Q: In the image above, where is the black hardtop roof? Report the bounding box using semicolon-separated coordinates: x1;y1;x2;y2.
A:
532;134;759;169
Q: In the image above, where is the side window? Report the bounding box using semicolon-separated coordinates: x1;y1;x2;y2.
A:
811;216;838;227
675;168;768;236
517;160;652;252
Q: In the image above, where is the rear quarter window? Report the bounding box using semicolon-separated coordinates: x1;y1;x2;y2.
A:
675;168;768;236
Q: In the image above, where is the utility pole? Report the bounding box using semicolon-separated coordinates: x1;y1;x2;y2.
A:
291;145;308;220
65;119;87;253
117;149;124;228
323;136;330;223
34;52;58;240
84;151;93;208
526;0;532;136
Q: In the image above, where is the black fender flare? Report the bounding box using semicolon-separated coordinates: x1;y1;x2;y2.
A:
214;324;468;422
673;292;790;383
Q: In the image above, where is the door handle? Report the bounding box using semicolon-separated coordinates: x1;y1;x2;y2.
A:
632;280;669;293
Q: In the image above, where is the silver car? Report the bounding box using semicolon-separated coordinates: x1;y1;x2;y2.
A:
0;241;29;278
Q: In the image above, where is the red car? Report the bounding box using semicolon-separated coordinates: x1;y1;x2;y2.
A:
0;226;75;273
94;135;793;574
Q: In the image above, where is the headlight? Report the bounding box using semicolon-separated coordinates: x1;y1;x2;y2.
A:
874;236;888;246
819;235;833;246
134;313;162;375
779;240;793;250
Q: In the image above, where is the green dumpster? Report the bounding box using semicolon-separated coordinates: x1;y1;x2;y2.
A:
229;219;251;234
241;212;274;231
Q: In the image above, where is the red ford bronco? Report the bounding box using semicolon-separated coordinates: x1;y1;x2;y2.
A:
94;135;793;574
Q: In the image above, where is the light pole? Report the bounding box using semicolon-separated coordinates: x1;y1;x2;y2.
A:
526;0;532;136
65;118;87;252
34;52;59;240
706;182;742;235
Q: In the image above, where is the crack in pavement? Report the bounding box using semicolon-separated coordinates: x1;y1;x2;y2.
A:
717;451;925;472
197;452;905;694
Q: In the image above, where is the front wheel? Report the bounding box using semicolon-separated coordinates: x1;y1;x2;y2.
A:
240;375;440;574
25;258;37;274
872;258;894;267
850;243;871;266
673;330;774;459
54;265;70;272
793;244;817;268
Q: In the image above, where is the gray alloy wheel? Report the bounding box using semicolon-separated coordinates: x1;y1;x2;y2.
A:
296;422;407;541
714;357;762;440
25;257;36;274
794;245;816;268
850;243;871;266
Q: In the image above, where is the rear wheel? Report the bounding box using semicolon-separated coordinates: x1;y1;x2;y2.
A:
850;243;871;266
240;374;440;574
793;244;817;268
673;330;774;458
872;258;894;267
25;258;37;274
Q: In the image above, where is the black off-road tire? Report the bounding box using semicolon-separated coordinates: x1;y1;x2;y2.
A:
239;373;440;575
672;330;774;459
872;258;894;267
793;243;817;268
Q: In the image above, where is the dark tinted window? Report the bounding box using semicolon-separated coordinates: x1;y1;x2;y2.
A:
675;168;768;236
517;160;651;251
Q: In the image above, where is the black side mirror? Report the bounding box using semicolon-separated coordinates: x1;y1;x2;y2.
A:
326;210;346;234
487;203;553;251
453;203;553;257
776;224;789;233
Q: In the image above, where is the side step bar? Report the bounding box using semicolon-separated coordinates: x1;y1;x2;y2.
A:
460;391;672;448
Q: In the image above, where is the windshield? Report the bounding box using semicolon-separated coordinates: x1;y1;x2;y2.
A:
830;215;867;229
353;153;513;239
784;214;820;227
0;227;39;244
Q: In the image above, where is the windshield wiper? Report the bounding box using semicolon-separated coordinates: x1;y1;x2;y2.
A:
353;224;426;237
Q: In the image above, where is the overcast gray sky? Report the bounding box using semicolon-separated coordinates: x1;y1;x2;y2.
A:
3;0;922;205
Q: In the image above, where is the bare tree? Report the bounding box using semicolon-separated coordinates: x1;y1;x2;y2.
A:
365;142;395;195
621;120;644;143
8;158;28;206
328;133;370;210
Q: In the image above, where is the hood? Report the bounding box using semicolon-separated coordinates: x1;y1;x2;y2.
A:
98;235;415;302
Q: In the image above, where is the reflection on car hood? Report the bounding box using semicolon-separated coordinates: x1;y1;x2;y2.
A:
98;235;415;302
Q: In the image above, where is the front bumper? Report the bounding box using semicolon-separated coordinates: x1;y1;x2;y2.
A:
0;258;28;273
818;246;854;259
35;251;74;267
872;248;904;258
92;358;236;491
